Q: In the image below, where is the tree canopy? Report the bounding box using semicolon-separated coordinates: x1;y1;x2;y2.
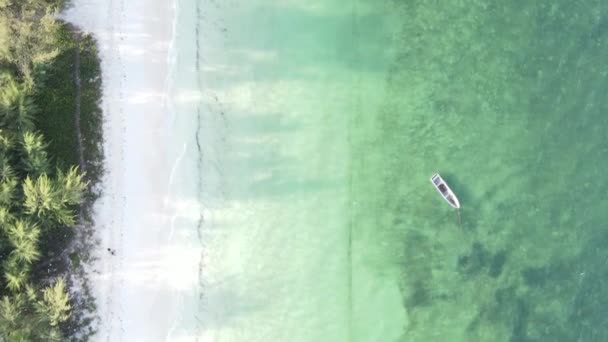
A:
0;0;88;340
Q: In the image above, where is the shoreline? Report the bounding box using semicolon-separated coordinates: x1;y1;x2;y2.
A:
62;0;178;339
0;2;104;339
63;27;105;340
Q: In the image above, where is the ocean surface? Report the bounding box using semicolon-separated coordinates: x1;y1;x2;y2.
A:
167;1;608;341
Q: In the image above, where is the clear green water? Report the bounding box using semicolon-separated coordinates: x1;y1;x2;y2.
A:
175;0;608;340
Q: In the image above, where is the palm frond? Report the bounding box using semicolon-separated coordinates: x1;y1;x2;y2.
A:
4;268;28;292
57;166;88;205
0;177;16;206
0;295;21;324
36;279;71;327
9;238;40;264
0;78;36;131
0;129;13;152
0;156;15;180
23;173;78;226
20;131;49;176
22;174;54;217
0;206;14;227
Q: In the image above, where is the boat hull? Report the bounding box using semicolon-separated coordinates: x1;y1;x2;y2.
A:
430;173;460;209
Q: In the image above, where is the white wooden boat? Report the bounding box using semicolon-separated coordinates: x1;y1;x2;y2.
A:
430;173;460;209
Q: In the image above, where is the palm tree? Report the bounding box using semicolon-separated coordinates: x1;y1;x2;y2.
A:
0;129;12;153
0;177;16;207
0;206;14;227
0;295;22;334
36;279;71;327
5;330;31;342
4;268;28;292
20;131;49;177
8;219;40;241
6;220;41;264
1;5;61;89
22;175;52;217
0;155;15;181
0;292;50;341
37;327;62;342
0;78;36;132
56;166;88;206
3;255;31;293
9;238;40;264
23;174;74;226
21;132;45;154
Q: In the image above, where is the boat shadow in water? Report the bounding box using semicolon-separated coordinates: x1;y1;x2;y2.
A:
440;173;478;231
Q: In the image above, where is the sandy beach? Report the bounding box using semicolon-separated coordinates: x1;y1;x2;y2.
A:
61;1;402;340
55;1;608;341
62;1;182;340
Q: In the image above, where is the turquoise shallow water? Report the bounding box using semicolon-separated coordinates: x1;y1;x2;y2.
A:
170;0;608;341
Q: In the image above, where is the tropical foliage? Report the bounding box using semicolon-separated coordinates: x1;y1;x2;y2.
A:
0;0;89;340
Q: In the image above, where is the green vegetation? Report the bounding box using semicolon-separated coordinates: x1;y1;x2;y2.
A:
0;0;102;340
34;24;103;186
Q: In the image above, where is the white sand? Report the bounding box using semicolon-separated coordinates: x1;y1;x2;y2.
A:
61;1;195;340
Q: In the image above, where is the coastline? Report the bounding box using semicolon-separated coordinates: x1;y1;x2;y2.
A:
61;0;179;340
17;0;608;341
53;1;608;341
